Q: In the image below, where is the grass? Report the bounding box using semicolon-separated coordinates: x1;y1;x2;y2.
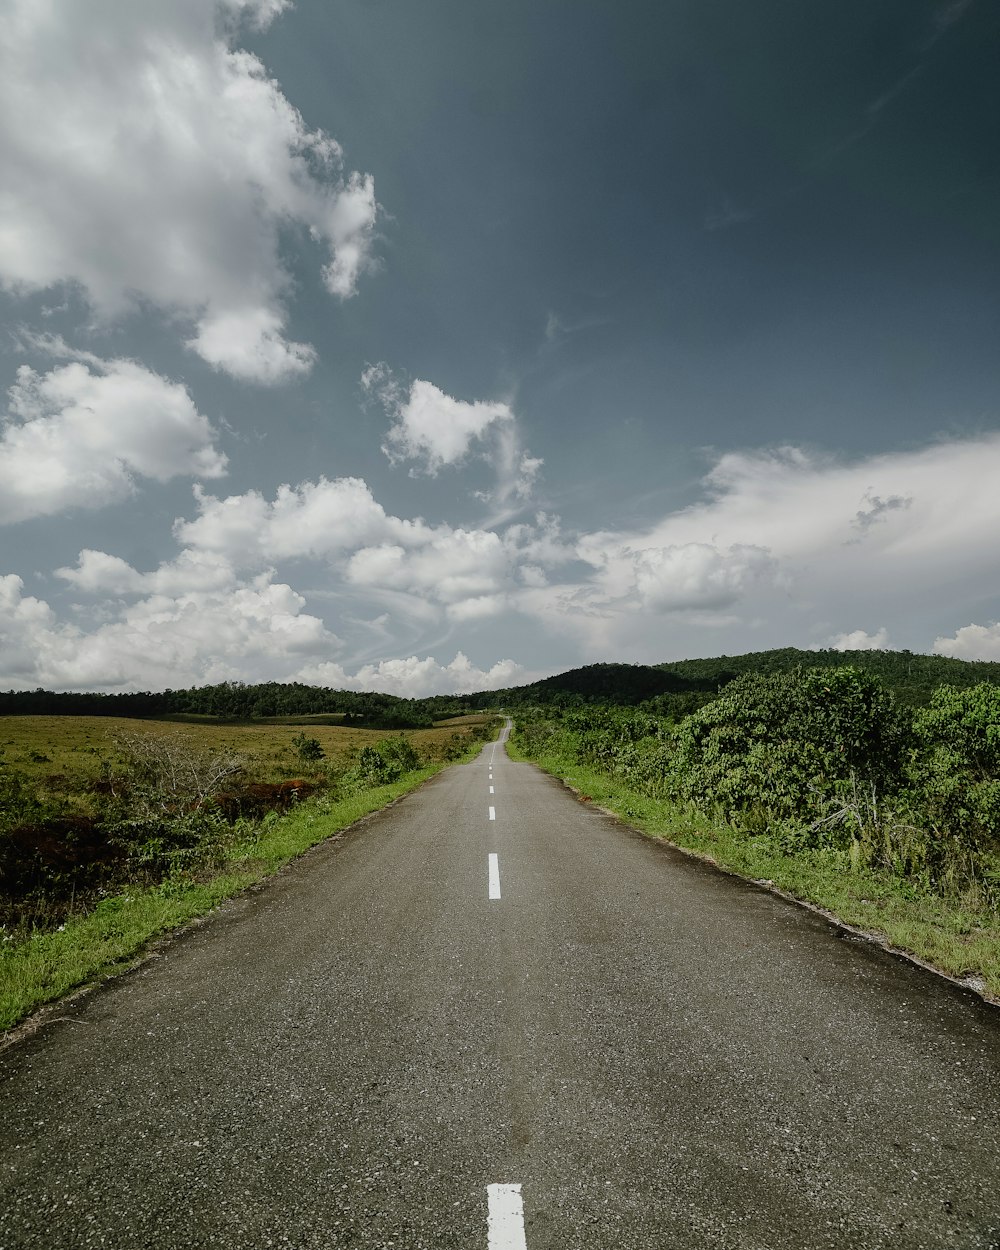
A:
509;741;1000;1003
0;713;490;789
0;734;492;1035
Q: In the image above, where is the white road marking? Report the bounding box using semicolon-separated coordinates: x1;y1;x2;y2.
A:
487;1183;526;1249
489;785;494;794
488;805;496;821
488;853;501;901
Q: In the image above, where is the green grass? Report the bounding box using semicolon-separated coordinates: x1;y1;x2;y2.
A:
0;713;492;787
0;763;451;1034
509;741;1000;1003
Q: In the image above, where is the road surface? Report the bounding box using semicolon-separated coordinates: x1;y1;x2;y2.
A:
2;724;999;1248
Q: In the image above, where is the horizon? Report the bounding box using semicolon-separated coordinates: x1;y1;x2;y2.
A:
5;641;999;702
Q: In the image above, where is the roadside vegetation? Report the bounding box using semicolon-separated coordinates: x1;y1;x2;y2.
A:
0;714;499;1031
509;669;1000;1000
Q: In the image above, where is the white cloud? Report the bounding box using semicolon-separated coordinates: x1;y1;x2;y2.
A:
499;432;1000;661
364;366;543;514
299;652;529;698
346;529;507;609
0;356;226;522
377;376;515;473
56;548;237;597
0;575;59;680
188;308;316;384
18;477;574;690
173;481;571;625
174;477;424;565
829;627;890;651
933;623;1000;662
486;425;544;515
0;0;376;381
1;566;531;696
0;570;340;691
630;542;777;611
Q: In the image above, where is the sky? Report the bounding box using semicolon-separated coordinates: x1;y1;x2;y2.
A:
2;0;1000;697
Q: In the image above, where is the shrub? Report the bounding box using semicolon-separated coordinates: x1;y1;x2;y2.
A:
291;732;325;762
669;667;911;828
353;737;421;786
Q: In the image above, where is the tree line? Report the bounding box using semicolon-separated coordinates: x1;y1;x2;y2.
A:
4;647;1000;725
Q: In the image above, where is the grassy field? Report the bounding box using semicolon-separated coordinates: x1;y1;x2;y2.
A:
508;741;1000;1004
0;713;494;789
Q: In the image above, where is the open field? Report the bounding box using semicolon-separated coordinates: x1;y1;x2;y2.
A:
0;713;495;788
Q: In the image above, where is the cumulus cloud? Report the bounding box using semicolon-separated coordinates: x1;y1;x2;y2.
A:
630;543;777;611
174;477;423;565
56;548;237;598
346;529;507;611
374;374;514;473
169;479;572;625
188;309;317;385
34;474;566;680
1;568;533;696
299;652;530;698
0;355;226;522
502;432;1000;661
933;623;1000;661
363;365;542;512
829;627;890;651
0;0;376;381
0;572;341;690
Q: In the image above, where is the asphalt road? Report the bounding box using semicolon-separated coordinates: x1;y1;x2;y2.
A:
2;724;1000;1249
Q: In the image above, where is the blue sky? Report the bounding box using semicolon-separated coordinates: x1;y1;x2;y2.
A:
2;0;1000;694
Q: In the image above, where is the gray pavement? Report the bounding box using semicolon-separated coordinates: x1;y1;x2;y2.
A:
2;724;999;1249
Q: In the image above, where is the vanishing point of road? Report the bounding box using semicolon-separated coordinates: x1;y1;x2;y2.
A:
2;723;999;1249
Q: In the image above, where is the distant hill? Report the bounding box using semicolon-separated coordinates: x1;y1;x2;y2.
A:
656;647;1000;707
511;662;709;703
466;648;1000;710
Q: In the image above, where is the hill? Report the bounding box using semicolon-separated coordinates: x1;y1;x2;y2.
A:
657;647;1000;707
465;649;1000;711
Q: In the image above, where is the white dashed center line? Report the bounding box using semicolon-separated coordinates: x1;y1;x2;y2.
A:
489;785;494;794
487;1183;527;1249
488;853;501;901
489;805;496;821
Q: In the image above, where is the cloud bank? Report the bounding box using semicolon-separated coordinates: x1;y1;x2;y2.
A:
6;428;1000;692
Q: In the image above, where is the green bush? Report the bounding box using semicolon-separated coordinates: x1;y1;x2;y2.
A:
906;685;1000;895
669;667;911;827
291;732;325;762
353;737;422;786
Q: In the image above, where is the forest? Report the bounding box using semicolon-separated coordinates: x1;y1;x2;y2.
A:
0;681;470;727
